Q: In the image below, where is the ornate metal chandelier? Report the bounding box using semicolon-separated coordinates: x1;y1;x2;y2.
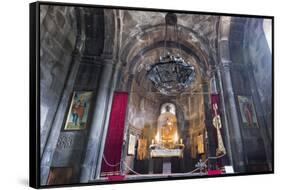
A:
147;13;195;95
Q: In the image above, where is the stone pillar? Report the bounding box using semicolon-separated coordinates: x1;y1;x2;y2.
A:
80;60;114;182
220;62;245;172
94;62;124;179
202;83;217;170
218;17;245;172
40;54;81;185
120;74;134;175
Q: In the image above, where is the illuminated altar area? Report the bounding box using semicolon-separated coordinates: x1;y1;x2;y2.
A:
149;104;184;169
148;103;185;173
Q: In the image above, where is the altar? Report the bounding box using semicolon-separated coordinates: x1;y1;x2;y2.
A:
148;103;185;174
150;148;183;158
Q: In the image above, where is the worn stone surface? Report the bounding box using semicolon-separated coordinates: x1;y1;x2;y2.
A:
227;17;272;171
120;11;219;63
246;18;272;140
40;5;106;185
40;5;78;156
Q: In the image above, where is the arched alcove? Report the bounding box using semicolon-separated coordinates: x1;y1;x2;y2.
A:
117;13;212;175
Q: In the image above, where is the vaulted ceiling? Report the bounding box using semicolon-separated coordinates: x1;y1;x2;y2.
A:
115;10;220;98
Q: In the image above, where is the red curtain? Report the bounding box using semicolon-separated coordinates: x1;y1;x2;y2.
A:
211;94;220;117
101;92;129;177
211;94;220;146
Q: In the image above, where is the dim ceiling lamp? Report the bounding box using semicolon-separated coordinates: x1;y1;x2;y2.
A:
147;13;195;95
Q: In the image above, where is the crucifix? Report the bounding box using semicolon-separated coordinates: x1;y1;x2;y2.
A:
195;159;207;175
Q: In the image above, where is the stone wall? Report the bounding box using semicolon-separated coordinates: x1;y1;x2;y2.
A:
50;8;106;184
40;5;78;155
246;18;272;140
40;5;107;184
50;59;103;182
228;17;272;172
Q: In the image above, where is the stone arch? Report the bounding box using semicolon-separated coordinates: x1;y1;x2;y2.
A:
103;9;118;58
117;24;215;98
120;24;214;72
119;14;219;175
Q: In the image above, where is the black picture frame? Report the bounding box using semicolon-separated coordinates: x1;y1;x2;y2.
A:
30;1;274;188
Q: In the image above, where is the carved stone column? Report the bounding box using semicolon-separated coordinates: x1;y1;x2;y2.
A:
94;61;124;179
218;16;245;172
79;59;115;182
202;83;217;170
220;62;245;172
119;74;135;175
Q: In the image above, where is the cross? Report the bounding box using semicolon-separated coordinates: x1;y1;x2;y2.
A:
195;159;207;175
213;103;218;116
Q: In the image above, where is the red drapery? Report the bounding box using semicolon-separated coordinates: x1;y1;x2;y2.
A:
208;170;223;176
211;94;221;117
210;94;220;148
101;92;128;177
211;93;221;145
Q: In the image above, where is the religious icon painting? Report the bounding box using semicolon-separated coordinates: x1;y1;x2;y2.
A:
197;134;205;154
128;134;136;155
237;96;259;128
137;139;148;160
64;91;93;130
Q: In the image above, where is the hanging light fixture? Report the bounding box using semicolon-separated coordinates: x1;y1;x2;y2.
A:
147;13;195;95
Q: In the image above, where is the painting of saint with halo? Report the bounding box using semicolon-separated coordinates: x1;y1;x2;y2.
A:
64;91;93;130
238;96;259;128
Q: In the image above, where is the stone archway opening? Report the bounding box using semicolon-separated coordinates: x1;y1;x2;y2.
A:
117;16;213;176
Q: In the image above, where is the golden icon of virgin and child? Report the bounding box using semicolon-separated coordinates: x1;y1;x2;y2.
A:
64;92;93;130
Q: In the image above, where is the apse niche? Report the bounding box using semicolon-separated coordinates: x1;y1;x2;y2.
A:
119;12;211;174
